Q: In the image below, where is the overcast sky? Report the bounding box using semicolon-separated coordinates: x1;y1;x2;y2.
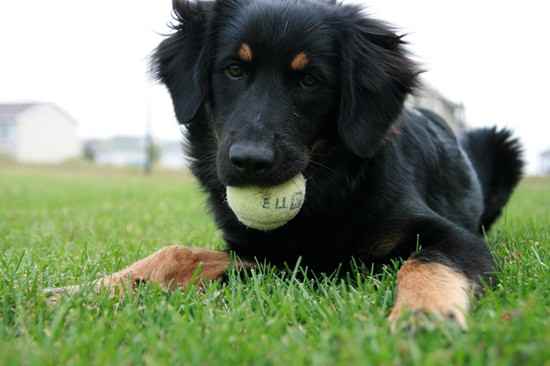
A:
1;0;549;173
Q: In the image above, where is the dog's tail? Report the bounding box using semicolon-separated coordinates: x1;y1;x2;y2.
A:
462;127;524;232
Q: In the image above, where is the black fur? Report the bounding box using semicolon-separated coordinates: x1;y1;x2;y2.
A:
153;0;524;285
462;127;524;232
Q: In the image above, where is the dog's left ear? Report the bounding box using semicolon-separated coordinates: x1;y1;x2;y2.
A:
338;10;420;158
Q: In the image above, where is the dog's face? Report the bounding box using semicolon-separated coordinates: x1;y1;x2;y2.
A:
210;2;341;186
154;0;418;187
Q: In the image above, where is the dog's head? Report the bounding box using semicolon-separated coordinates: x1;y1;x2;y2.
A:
154;0;418;187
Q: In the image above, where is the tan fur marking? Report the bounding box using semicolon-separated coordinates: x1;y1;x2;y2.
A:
45;246;252;300
389;259;471;329
238;43;253;62
291;52;309;70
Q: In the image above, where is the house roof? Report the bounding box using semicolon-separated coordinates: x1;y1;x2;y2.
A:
0;102;78;125
0;103;36;123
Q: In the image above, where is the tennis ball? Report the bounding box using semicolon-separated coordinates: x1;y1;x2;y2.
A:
226;174;306;231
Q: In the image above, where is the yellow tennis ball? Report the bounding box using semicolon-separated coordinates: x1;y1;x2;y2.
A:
226;174;306;231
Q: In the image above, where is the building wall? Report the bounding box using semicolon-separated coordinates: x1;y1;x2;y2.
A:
541;154;550;175
15;105;81;163
95;150;146;167
160;151;187;169
159;143;187;169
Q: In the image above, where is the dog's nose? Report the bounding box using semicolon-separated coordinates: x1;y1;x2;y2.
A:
229;143;275;174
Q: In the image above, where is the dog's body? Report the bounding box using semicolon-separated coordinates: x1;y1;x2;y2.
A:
195;108;516;276
50;0;523;329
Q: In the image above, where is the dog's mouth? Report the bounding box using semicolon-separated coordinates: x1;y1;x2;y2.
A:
218;157;307;188
222;168;306;189
216;138;327;189
234;143;329;188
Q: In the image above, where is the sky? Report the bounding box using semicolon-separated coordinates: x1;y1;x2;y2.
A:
0;0;549;173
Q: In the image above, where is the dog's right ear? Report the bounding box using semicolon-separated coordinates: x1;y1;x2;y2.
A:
152;0;214;125
336;6;419;158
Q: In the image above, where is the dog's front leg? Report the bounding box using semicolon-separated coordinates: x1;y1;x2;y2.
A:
98;245;236;291
389;217;494;330
46;245;246;296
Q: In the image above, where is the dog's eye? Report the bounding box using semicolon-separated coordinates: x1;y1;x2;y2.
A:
225;64;246;80
299;74;318;89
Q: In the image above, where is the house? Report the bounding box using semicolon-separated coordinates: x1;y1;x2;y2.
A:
407;85;467;134
0;102;81;163
86;136;148;168
159;141;186;169
85;136;186;169
540;150;550;175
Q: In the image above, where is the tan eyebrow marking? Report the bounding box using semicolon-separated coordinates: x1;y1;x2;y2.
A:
238;43;253;62
290;52;309;71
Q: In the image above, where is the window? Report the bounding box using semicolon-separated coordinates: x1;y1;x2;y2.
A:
0;122;14;141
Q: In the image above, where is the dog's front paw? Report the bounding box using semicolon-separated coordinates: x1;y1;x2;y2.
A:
43;245;240;303
388;301;467;332
389;260;472;332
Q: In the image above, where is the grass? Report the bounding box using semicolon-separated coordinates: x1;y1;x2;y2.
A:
0;164;549;365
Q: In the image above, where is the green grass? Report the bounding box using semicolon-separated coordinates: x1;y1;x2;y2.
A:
0;165;549;365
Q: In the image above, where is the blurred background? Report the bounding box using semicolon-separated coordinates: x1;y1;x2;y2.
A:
0;0;549;174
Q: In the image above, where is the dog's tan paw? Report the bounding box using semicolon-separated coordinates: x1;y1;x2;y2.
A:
389;259;472;331
388;301;467;332
42;245;245;303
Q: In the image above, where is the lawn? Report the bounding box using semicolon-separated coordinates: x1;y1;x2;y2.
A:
0;164;549;365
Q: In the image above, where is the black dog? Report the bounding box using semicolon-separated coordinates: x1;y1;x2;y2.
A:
52;0;523;329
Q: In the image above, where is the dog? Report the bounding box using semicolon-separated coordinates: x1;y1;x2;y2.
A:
49;0;523;329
